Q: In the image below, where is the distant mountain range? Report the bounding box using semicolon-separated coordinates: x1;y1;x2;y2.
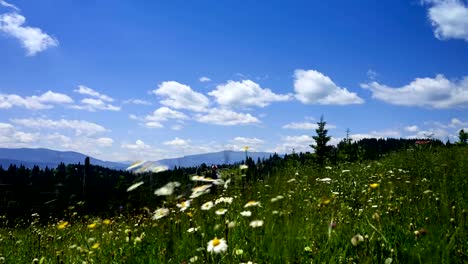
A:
0;148;276;171
0;148;129;170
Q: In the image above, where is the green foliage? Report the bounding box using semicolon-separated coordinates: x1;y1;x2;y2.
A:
311;115;333;165
458;129;468;144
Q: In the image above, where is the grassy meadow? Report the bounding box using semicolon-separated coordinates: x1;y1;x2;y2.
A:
1;146;467;263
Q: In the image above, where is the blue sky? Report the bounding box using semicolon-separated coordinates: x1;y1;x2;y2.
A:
1;0;467;162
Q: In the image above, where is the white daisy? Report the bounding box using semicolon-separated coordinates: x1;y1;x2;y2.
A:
244;201;261;208
207;237;228;254
215;208;228;215
201;201;214;210
127;181;144;192
152;208;169;220
249;220;264;228
240;211;252;217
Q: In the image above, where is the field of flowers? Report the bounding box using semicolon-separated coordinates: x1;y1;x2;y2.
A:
1;147;467;263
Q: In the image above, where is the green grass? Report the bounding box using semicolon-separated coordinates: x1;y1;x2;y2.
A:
1;147;467;263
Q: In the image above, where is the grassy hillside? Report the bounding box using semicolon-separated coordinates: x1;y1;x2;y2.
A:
0;146;467;263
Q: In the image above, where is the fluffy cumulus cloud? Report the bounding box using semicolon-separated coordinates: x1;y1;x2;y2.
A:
0;122;39;147
11;118;108;136
163;137;191;147
195;108;260;126
361;74;468;108
208;80;291;108
75;98;121;111
0;12;58;55
145;106;188;126
271;135;313;154
74;85;114;102
423;0;468;41
0;0;19;11
152;81;210;112
0;91;73;110
72;85;120;111
283;121;336;130
199;76;211;82
96;137;114;147
294;69;364;105
121;139;151;150
351;130;401;141
225;137;265;151
405;125;419;132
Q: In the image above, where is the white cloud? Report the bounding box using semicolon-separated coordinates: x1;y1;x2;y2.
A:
121;139;151;150
199;76;211;82
367;69;378;80
294;69;364;105
171;124;183;131
405;125;419;132
96;137;114;147
208;80;291;108
163;137;191;147
351;130;401;141
0;0;19;11
145;107;188;122
153;81;210;112
74;85;114;102
283;121;336;130
144;107;188;128
195;108;260;126
73;98;121;112
423;0;468;41
0;91;73;109
124;99;151;105
448;117;468;127
270;135;313;154
225;137;265;151
11;118;108;136
0;122;39;147
0;12;58;56
361;74;468;108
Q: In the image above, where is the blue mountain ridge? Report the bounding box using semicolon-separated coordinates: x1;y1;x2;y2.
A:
0;148;276;170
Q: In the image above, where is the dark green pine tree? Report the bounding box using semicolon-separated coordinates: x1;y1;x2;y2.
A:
311;115;332;165
459;129;468;145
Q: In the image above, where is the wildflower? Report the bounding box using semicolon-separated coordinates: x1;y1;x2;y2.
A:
134;237;142;244
325;166;332;170
244;201;261;208
317;178;332;182
87;223;97;229
207;237;228;254
190;184;212;199
240;211;252;217
57;221;68;230
304;246;312;252
103;219;112;225
176;200;191;212
91;243;100;249
187;227;199;233
369;183;379;189
154;182;180;196
351;234;364;246
186;212;193;218
189;256;198;263
215;197;234;205
127;181;144;192
227;221;236;228
201;201;214;210
270;195;284;202
239;164;248;170
235;249;244;255
152;208;170;220
215;208;228;215
249;220;264;228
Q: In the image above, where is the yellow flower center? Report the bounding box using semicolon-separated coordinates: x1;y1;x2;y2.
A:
212;238;220;247
369;183;379;189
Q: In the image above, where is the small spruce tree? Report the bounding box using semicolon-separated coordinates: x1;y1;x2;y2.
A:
311;115;332;165
459;129;468;145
